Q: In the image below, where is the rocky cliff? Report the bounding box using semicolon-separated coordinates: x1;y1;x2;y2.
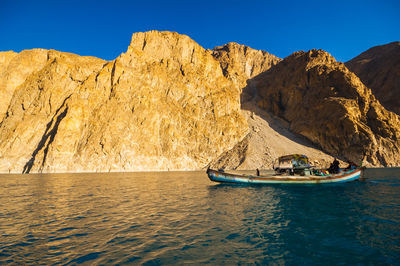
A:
255;49;400;166
209;44;338;170
346;41;400;115
0;49;50;121
0;50;107;172
0;31;247;173
210;101;341;170
1;32;399;172
211;42;281;90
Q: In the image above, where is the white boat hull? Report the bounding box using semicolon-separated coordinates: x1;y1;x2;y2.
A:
207;168;364;184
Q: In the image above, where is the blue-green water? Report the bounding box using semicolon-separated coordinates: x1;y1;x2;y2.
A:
0;168;399;265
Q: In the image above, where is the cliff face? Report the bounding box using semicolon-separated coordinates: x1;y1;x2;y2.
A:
0;31;247;173
212;42;281;88
0;50;107;172
345;41;400;115
1;32;399;172
0;49;50;121
255;49;400;166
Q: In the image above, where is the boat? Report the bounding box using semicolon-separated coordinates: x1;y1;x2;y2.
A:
207;154;364;184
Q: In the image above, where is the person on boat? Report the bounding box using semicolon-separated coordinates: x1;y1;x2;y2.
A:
328;158;340;174
345;160;357;171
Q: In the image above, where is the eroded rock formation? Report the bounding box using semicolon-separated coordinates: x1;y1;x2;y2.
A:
0;31;247;173
0;49;50;121
212;42;281;89
0;50;107;172
0;31;399;172
346;41;400;115
255;49;400;166
211;101;339;170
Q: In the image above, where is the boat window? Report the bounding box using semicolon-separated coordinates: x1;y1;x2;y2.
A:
279;159;293;169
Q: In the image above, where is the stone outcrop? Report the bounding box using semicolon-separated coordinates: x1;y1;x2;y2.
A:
0;50;107;172
212;42;281;86
0;31;247;173
212;43;281;101
346;41;400;115
1;32;399;172
0;49;50;121
211;101;340;170
254;49;400;166
209;44;338;170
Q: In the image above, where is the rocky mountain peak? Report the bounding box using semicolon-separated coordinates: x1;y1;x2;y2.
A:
254;49;400;166
211;42;281;90
347;41;400;65
0;32;399;172
0;31;247;173
120;31;211;68
346;41;400;115
284;49;340;71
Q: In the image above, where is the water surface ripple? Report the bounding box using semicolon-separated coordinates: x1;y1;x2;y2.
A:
0;169;399;265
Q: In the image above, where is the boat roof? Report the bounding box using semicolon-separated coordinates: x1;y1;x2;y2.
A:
278;154;309;162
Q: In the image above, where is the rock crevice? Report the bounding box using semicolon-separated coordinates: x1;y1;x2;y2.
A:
23;96;71;173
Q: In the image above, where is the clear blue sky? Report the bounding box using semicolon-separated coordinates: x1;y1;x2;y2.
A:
1;0;399;62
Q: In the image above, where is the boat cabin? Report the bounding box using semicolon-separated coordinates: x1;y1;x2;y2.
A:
274;154;312;175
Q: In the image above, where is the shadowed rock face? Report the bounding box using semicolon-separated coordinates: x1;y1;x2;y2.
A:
255;49;400;166
0;31;247;173
346;41;400;115
212;42;281;103
212;42;281;87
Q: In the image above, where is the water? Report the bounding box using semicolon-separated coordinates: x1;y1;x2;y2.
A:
0;169;399;265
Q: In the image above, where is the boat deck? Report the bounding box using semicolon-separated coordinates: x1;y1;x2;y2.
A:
207;168;364;184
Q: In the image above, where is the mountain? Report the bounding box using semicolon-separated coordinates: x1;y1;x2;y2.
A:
211;42;281;90
0;31;247;173
0;32;399;173
346;41;400;115
0;49;51;122
253;49;400;166
210;45;338;169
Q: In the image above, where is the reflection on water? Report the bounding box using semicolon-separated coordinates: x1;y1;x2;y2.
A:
0;169;399;264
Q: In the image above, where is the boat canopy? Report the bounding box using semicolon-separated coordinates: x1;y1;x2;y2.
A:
277;154;310;169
